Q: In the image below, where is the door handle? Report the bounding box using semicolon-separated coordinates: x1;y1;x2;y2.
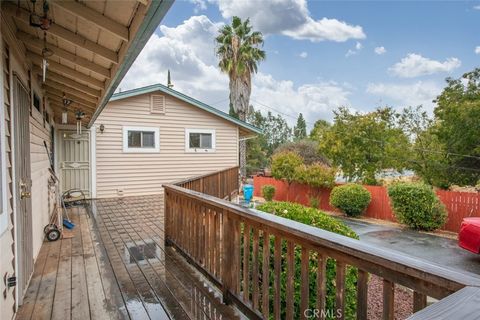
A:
19;181;31;199
21;191;31;199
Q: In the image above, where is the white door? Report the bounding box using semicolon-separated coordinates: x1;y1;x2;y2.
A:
59;131;90;197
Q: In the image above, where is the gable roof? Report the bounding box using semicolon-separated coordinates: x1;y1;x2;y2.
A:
110;83;262;135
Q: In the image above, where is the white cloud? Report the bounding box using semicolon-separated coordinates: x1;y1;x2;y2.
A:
389;53;461;78
345;41;363;57
121;15;350;124
253;74;351;123
473;5;480;10
475;46;480;54
366;81;441;112
299;51;308;58
189;0;207;12
212;0;366;42
374;46;386;55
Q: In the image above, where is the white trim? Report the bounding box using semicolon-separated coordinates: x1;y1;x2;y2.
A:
185;128;216;153
122;126;160;153
0;39;8;236
90;126;97;198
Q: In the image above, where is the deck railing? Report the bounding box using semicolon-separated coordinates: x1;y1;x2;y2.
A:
164;167;480;319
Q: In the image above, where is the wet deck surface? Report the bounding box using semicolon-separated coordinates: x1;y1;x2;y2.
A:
16;194;245;320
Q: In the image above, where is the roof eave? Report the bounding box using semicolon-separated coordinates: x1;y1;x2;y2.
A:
110;84;263;135
87;0;174;128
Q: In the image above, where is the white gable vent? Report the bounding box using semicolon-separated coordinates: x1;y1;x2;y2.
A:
150;94;165;114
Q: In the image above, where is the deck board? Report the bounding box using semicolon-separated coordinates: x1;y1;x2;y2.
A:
16;193;244;320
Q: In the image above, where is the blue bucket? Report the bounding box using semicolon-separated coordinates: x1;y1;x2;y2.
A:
243;184;254;203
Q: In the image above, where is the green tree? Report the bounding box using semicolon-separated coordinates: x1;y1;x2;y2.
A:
293;113;307;140
245;108;292;174
274;139;329;165
397;106;449;187
320;107;410;184
432;68;480;186
310;119;331;141
271;151;303;200
216;16;266;177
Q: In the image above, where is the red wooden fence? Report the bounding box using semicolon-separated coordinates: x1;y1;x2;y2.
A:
253;176;480;233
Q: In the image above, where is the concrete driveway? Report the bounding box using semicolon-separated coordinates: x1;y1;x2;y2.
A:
337;217;480;275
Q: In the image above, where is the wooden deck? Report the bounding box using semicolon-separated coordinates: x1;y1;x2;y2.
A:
15;194;245;320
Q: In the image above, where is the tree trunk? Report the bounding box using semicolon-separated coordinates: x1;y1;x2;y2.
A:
229;75;251;178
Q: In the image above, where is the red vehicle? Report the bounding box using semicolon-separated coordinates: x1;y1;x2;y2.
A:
459;218;480;253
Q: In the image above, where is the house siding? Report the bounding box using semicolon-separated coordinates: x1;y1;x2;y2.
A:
0;24;54;318
95;92;239;198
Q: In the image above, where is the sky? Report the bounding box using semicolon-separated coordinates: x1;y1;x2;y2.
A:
119;0;480;129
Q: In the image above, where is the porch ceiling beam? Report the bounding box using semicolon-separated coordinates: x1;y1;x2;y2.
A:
32;67;102;98
43;79;98;104
52;1;129;42
43;84;98;108
27;51;105;89
49;105;91;124
45;89;96;111
2;3;118;64
17;31;111;79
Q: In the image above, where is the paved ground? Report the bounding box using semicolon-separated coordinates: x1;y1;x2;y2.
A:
336;217;480;275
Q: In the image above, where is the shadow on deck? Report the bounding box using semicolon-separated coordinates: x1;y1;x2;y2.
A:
15;194;245;320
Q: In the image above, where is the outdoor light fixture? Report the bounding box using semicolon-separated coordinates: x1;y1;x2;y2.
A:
29;0;52;30
61;93;72;124
99;124;105;133
75;110;85;135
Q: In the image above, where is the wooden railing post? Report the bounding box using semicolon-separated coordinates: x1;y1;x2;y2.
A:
164;190;172;246
221;210;238;304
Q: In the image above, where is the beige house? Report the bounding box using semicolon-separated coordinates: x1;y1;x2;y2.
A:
93;84;260;198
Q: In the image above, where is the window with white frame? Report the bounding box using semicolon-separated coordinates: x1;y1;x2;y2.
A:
185;129;216;153
122;126;160;153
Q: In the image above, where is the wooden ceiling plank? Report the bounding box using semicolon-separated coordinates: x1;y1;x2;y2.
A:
49;104;92;125
27;51;105;89
47;94;96;111
17;31;111;79
52;1;129;42
2;3;118;63
43;84;97;108
43;79;98;104
32;66;101;97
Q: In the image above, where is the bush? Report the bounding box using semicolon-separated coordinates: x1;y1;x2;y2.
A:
274;139;329;165
256;201;358;319
261;184;276;201
295;163;336;188
309;196;320;209
330;184;371;217
388;183;447;231
271;151;304;185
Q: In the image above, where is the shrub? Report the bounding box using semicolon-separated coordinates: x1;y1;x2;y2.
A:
274;139;329;165
309;196;320;209
330;184;371;217
256;201;358;319
271;151;304;185
295;163;336;188
388;183;447;231
261;184;276;201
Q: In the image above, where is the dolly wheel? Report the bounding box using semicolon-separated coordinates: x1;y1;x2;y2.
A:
46;229;61;241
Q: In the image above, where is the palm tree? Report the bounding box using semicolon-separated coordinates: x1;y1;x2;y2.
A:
216;16;266;177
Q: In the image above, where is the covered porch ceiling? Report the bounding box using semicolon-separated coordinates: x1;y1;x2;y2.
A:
1;0;173;126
